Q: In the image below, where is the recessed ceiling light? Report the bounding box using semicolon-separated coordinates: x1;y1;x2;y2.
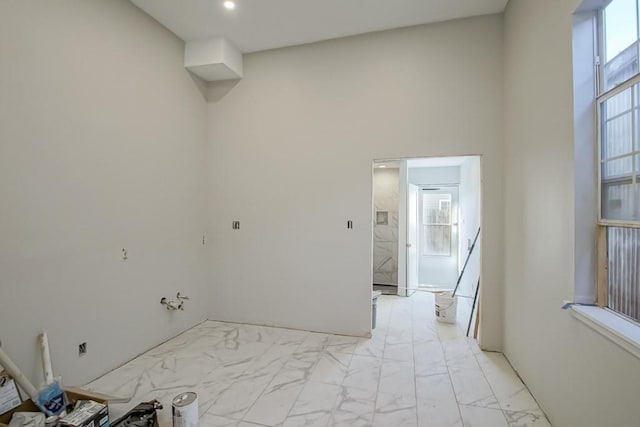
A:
224;1;235;10
379;165;387;168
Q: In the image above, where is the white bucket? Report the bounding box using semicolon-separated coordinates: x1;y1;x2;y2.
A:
435;292;457;323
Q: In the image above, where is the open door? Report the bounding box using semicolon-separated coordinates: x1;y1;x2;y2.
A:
407;184;419;295
398;161;407;296
398;159;419;297
420;186;459;287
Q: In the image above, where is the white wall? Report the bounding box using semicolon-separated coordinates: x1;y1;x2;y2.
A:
207;15;505;348
456;157;481;315
373;168;399;285
459;158;481;263
503;0;640;425
459;157;481;280
0;0;210;386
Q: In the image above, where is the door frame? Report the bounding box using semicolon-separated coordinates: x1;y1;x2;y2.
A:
371;155;483;342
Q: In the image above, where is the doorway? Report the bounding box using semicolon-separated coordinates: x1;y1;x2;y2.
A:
372;156;482;324
372;161;400;295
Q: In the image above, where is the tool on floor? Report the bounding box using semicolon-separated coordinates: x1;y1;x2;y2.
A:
452;228;480;298
172;392;198;427
112;400;162;427
466;279;480;337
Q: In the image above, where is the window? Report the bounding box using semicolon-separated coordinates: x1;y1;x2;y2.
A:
597;0;640;323
422;193;452;256
598;82;639;222
600;0;640;91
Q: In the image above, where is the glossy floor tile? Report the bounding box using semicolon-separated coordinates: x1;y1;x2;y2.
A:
84;292;550;426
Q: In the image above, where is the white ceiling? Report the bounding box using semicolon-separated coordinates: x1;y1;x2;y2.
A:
130;0;508;53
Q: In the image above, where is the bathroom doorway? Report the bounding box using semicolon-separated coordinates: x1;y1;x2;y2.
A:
372;161;401;295
372;156;482;306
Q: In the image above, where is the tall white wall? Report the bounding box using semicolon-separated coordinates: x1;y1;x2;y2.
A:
0;0;210;386
503;0;640;425
207;15;505;348
456;157;481;317
459;158;481;263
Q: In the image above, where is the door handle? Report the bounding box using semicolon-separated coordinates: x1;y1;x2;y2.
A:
406;244;412;248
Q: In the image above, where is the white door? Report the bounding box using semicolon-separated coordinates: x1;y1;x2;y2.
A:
407;184;419;295
419;187;459;288
397;161;407;296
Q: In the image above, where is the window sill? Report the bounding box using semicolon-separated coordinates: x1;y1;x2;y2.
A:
569;305;640;360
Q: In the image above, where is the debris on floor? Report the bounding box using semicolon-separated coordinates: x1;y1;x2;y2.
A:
111;400;162;427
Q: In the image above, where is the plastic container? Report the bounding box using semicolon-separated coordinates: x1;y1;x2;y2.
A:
435;292;457;323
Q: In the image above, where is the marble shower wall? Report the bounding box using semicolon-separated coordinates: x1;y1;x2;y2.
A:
373;168;399;285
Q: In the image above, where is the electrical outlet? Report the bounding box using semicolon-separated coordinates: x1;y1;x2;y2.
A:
79;342;87;357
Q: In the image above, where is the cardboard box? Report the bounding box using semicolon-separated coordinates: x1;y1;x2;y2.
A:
0;376;21;416
0;388;110;427
59;400;108;427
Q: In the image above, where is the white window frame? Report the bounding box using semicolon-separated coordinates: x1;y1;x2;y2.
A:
595;2;640;320
568;0;640;361
596;1;640;95
420;191;453;257
596;72;640;228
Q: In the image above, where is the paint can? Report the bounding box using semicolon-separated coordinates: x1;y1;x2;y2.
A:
435;292;457;323
172;392;198;427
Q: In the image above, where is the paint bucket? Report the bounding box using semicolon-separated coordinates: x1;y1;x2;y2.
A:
435;292;457;323
172;392;198;427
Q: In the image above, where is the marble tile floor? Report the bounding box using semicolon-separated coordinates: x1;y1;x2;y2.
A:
84;292;551;427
